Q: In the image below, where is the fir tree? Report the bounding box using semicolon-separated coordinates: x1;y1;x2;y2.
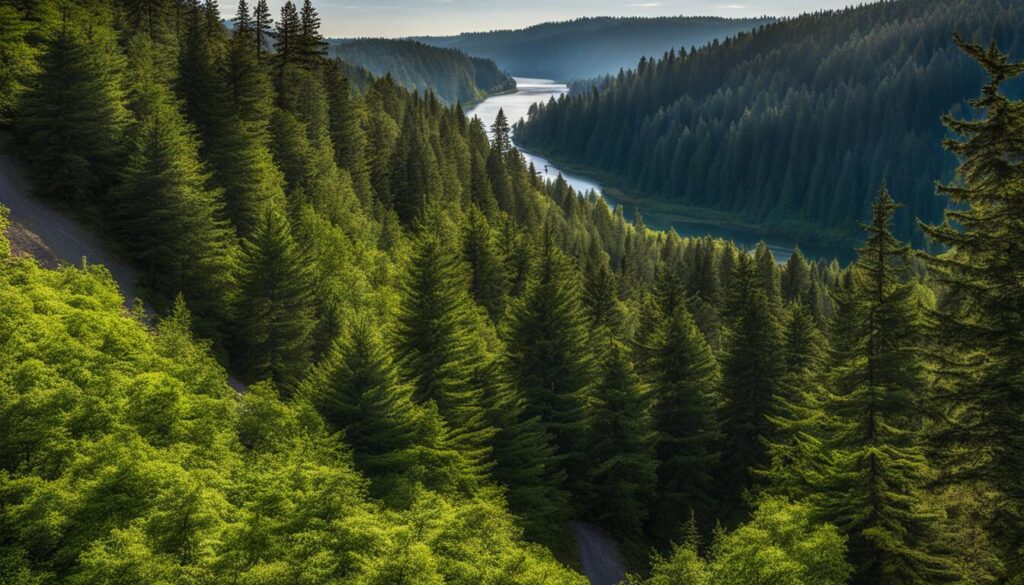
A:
919;37;1024;576
298;0;327;66
646;304;721;544
818;186;958;584
324;61;372;201
252;0;273;60
586;336;657;543
490;107;512;156
232;206;316;390
273;1;300;68
719;252;784;510
395;216;495;479
114;80;236;337
462;206;508;322
390;108;442;224
20;17;127;207
484;373;571;547
504;226;592;498
307;320;467;499
582;242;625;335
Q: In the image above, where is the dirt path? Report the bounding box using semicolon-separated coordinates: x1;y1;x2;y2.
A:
573;521;626;585
1;136;245;391
0;137;143;304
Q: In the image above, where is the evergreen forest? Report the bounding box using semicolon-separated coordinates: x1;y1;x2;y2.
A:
1;0;1023;583
329;38;514;106
515;0;1024;246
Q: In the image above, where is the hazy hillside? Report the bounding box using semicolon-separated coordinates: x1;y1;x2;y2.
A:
516;0;1024;245
414;16;774;81
330;38;514;104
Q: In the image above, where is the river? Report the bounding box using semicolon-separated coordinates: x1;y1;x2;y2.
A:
466;77;855;264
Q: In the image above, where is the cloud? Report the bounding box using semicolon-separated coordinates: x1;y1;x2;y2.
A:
627;2;660;6
718;4;745;8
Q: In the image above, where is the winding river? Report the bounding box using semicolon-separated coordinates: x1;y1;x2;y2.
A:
467;78;854;264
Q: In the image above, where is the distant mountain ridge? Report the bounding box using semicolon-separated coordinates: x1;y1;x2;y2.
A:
412;16;775;81
329;38;514;105
515;0;1024;246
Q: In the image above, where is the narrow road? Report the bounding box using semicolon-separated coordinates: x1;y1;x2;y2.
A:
573;522;626;585
1;135;246;392
0;136;142;304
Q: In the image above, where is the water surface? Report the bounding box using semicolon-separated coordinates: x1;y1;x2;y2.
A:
467;78;855;264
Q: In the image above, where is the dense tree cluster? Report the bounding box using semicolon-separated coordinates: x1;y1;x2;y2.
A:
414;16;773;82
2;0;1023;583
516;0;1024;246
330;38;514;106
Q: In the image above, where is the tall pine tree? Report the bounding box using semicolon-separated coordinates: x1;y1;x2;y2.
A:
232;206;316;390
920;37;1024;577
818;186;957;584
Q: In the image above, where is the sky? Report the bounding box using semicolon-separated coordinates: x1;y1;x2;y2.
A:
256;0;863;38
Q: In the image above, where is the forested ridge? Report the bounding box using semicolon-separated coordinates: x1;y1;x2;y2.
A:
2;0;1024;583
414;16;774;82
329;38;514;106
515;0;1024;246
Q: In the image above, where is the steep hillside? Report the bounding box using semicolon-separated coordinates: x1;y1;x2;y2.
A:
331;38;514;104
414;16;773;81
516;0;1024;245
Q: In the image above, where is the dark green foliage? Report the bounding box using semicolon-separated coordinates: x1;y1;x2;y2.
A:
414;16;772;81
517;0;1024;245
484;371;572;548
395;218;495;479
646;304;721;544
585;337;657;543
818;187;958;584
232;206;316;389
719;252;784;509
304;320;468;500
330;38;514;105
273;0;300;68
389;107;442;224
113;78;237;336
463;206;509;321
252;0;273;60
19;15;126;206
504;228;592;498
920;36;1024;578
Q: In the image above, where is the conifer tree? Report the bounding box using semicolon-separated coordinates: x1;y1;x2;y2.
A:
20;17;127;206
233;0;251;32
490;107;512;156
467;150;499;217
324;61;372;200
586;337;657;543
252;0;273;60
395;216;495;478
273;1;300;68
114;80;236;337
298;0;327;66
762;303;829;501
781;247;812;301
719;252;784;509
307;320;467;498
232;206;316;390
390;108;442;224
582;242;625;335
646;304;721;543
504;226;592;497
819;186;958;584
484;374;571;546
920;38;1024;576
462;206;508;322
